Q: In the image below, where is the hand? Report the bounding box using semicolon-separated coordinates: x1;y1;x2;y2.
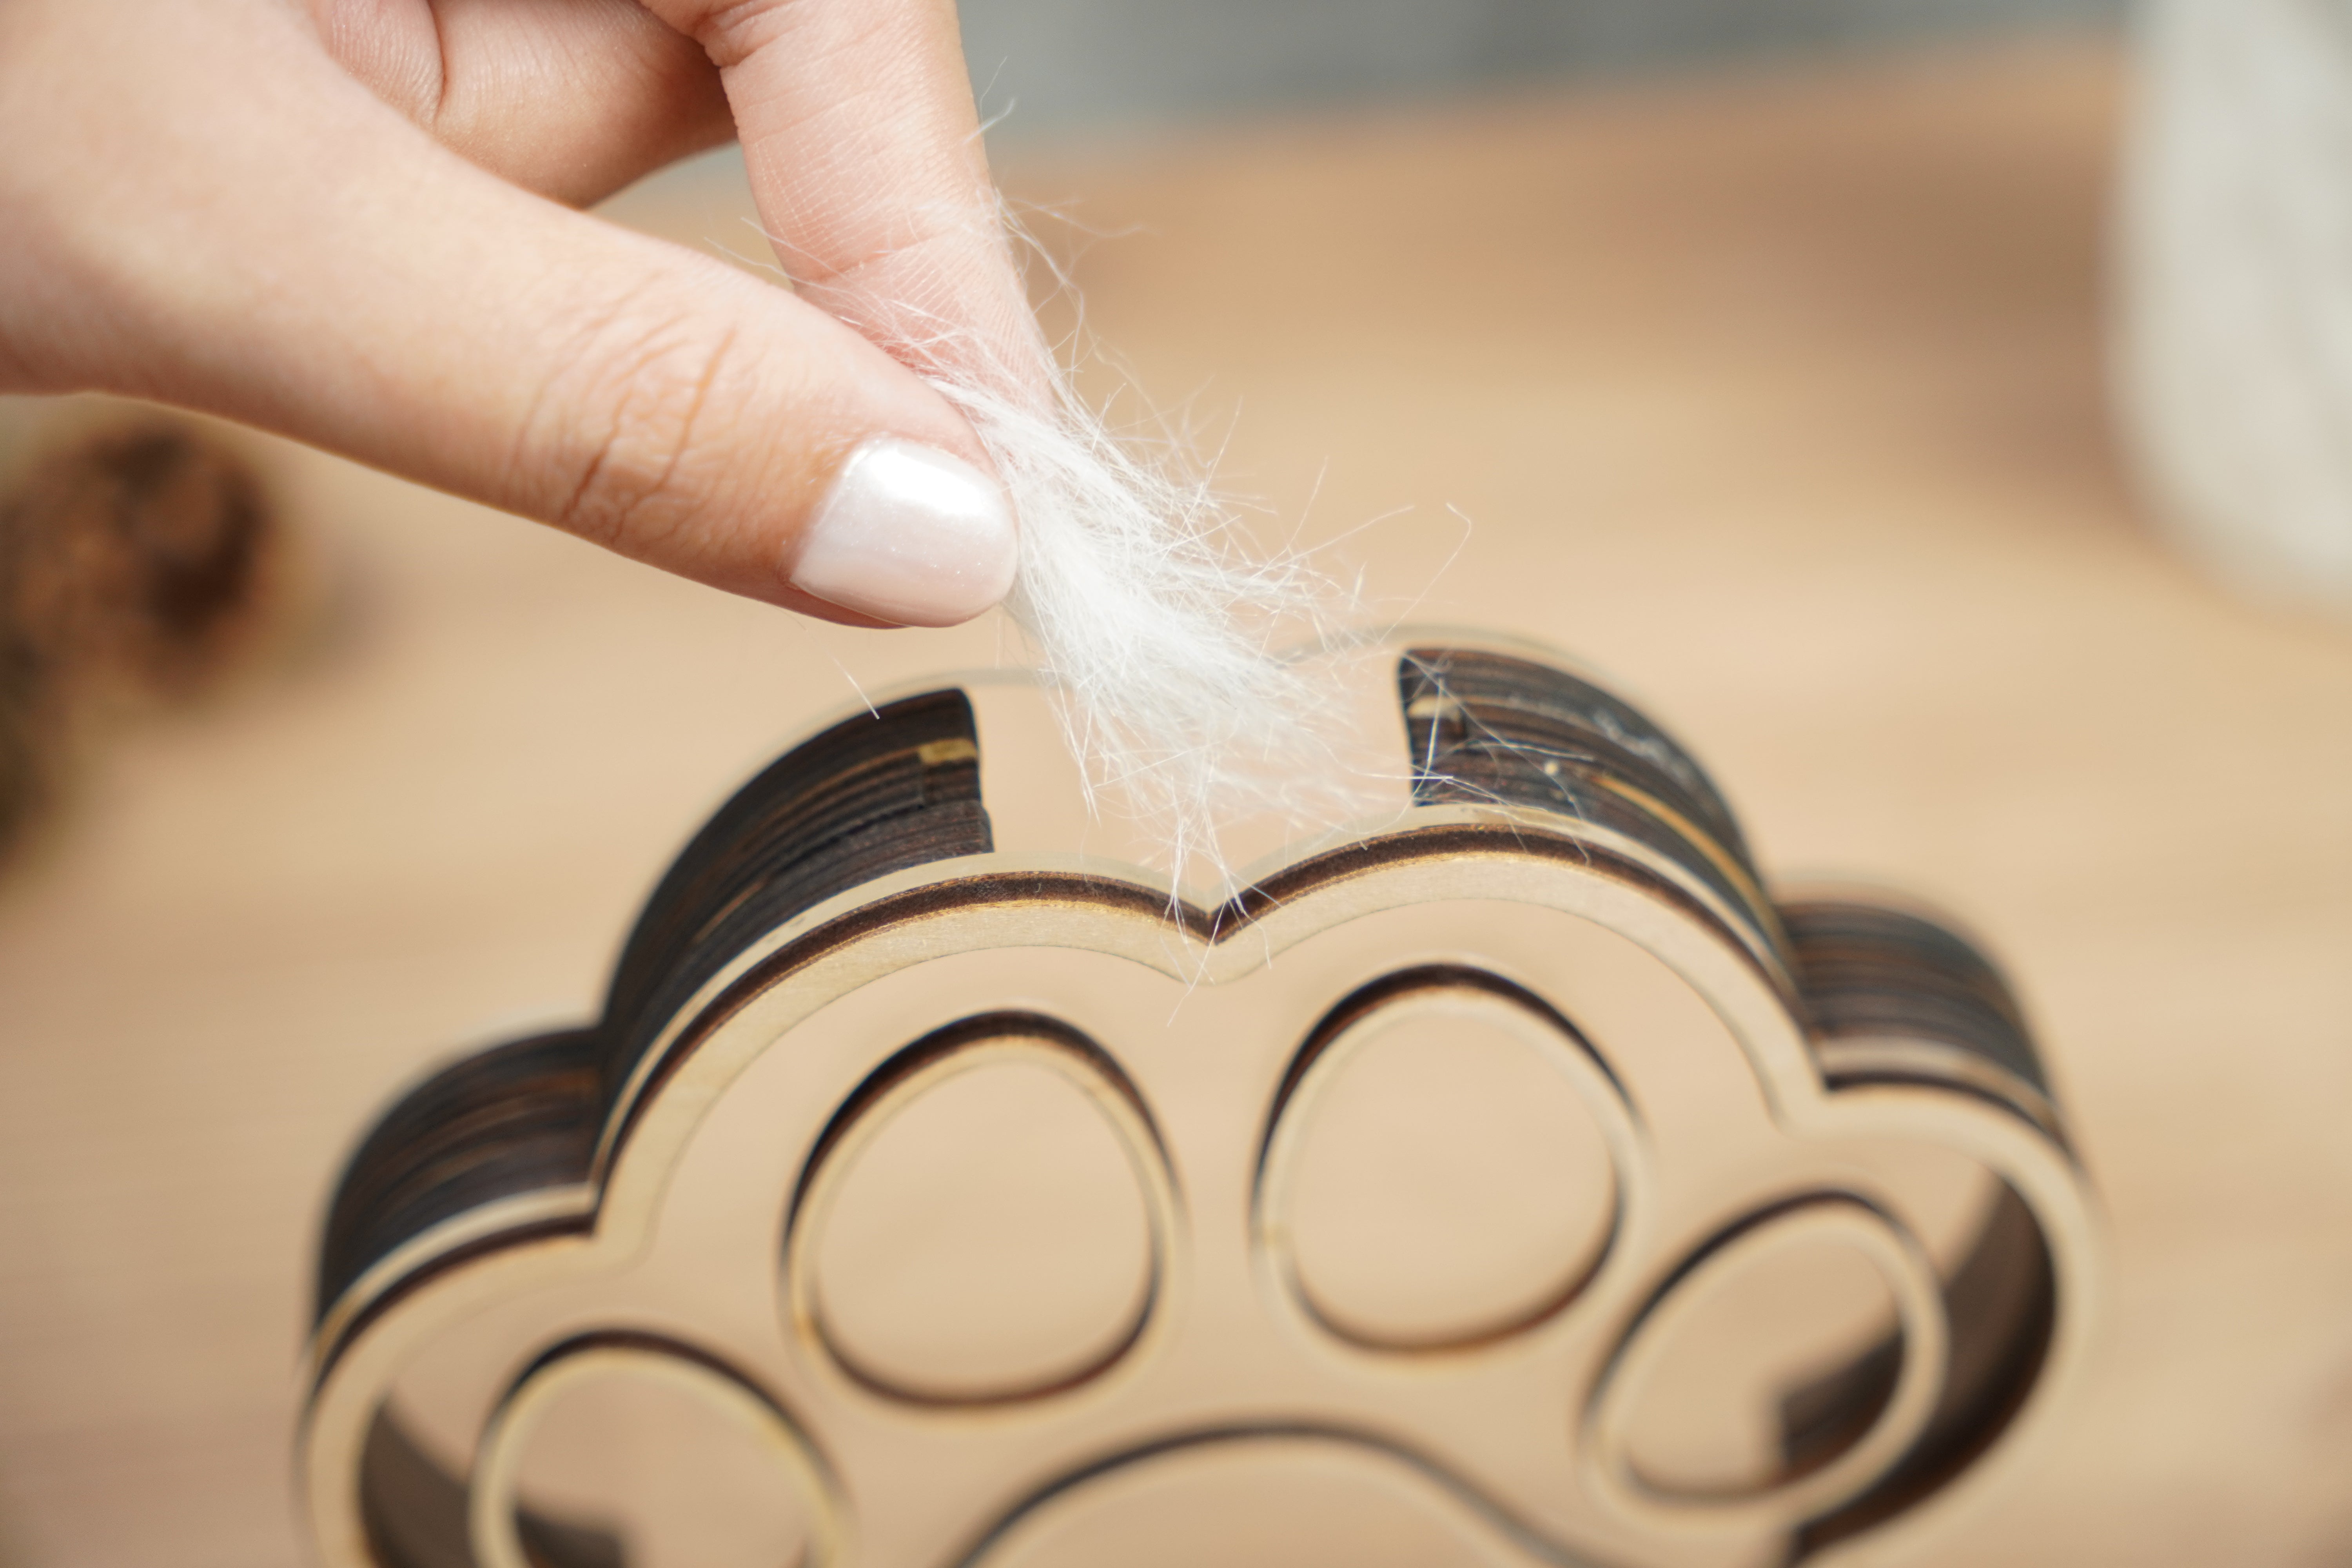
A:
0;0;1033;628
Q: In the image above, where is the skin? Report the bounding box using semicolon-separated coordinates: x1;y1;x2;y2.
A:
0;0;1042;627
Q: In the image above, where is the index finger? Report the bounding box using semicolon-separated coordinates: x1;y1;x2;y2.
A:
645;0;1046;396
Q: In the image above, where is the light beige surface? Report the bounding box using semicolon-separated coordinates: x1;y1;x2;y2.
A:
0;39;2347;1568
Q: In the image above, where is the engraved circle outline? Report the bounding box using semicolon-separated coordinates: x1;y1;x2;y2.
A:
1254;965;1644;1354
1581;1192;1951;1530
467;1332;843;1568
782;1011;1180;1408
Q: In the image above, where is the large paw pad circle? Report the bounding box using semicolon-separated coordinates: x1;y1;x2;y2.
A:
304;639;2093;1568
1263;971;1630;1352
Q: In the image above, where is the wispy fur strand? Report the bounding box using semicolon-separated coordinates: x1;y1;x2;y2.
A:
924;361;1358;888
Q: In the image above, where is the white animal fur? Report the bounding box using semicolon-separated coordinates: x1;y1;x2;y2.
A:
929;360;1365;893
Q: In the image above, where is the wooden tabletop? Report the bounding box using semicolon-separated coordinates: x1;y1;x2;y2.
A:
2;40;2348;1567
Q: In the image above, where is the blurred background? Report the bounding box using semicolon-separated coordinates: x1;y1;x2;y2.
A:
4;2;2352;1567
956;0;2123;133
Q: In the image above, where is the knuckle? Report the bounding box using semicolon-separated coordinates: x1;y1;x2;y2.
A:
535;298;741;557
647;0;785;65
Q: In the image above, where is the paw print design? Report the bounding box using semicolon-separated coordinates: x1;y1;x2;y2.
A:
303;637;2093;1568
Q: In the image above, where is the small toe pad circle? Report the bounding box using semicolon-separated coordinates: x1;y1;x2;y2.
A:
790;1018;1169;1405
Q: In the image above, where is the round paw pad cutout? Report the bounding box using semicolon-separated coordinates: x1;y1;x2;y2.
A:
1586;1197;1947;1525
790;1020;1167;1404
1261;973;1629;1349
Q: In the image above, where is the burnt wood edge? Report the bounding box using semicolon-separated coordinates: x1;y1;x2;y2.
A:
355;1330;821;1568
943;1421;1608;1568
1398;647;1781;961
621;821;1797;1164
1400;647;1755;873
1792;1184;2056;1560
313;690;992;1327
1781;898;2054;1106
359;1405;622;1568
1776;900;2063;1558
597;688;991;1102
314;1031;602;1330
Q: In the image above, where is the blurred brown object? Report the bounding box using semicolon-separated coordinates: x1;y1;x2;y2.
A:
0;417;290;862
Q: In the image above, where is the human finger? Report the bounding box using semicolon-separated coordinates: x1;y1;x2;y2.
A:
9;5;1016;628
309;0;733;208
646;0;1047;394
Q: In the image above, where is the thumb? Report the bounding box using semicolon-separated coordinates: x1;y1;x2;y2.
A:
23;13;1016;629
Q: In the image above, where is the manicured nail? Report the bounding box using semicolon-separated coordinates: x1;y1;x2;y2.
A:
790;438;1018;626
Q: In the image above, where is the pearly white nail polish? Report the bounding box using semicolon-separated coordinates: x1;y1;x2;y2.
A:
790;438;1019;626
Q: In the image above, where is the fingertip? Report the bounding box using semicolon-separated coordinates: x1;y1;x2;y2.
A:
784;436;1019;627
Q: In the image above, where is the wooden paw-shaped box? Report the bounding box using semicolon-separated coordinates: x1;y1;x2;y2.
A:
302;638;2093;1568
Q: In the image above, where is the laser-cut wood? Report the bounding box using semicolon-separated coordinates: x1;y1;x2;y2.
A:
301;635;2093;1568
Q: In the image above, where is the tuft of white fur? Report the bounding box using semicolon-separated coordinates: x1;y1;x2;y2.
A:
780;185;1375;893
921;363;1362;892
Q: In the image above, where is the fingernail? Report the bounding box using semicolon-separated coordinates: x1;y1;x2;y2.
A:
790;438;1018;626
